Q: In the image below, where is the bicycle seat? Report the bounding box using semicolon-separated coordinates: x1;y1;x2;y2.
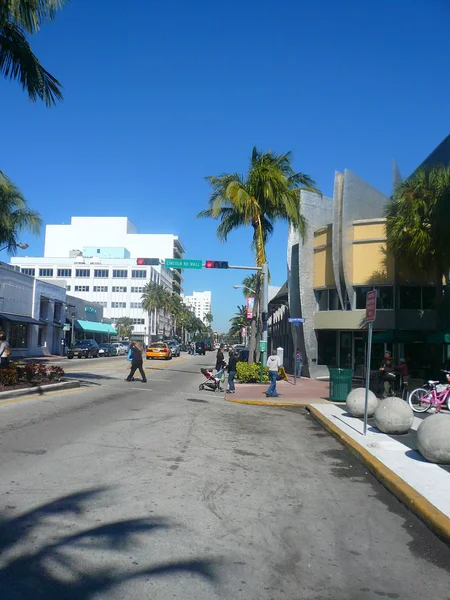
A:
428;380;439;385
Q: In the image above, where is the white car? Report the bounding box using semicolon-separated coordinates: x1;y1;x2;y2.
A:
112;343;127;356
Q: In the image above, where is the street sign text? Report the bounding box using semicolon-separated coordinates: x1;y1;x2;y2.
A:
164;258;202;269
365;290;377;322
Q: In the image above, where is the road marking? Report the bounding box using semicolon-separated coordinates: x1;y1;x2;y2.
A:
0;386;90;407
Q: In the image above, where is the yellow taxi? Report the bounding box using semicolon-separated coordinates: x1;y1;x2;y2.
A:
146;341;172;360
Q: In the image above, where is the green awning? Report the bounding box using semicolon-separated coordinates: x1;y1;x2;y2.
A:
372;330;422;343
75;320;117;335
427;332;450;344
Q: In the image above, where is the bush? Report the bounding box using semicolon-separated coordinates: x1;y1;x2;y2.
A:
48;366;65;382
236;362;269;383
0;363;65;387
0;367;19;386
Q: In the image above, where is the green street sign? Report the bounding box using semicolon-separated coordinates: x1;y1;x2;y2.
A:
258;340;267;352
164;258;203;269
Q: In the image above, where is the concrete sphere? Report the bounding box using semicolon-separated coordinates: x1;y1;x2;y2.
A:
346;387;378;418
373;397;414;434
417;414;450;464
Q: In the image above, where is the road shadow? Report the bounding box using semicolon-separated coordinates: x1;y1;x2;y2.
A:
0;487;220;599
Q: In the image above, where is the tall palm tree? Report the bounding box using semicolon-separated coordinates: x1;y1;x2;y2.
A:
385;165;450;308
141;282;171;340
1;0;67;106
204;312;213;326
198;147;317;266
229;305;250;344
0;173;41;252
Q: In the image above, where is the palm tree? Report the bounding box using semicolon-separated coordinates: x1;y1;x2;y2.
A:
198;147;317;266
115;316;134;340
0;0;67;106
385;165;450;309
141;282;171;341
0;173;41;252
229;305;250;344
199;147;317;363
204;312;213;327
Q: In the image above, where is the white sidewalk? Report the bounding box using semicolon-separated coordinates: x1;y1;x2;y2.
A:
309;403;450;521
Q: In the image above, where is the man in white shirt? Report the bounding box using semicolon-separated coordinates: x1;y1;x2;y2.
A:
265;350;281;397
0;332;11;367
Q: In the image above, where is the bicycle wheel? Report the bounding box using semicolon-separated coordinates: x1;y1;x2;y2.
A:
408;388;433;413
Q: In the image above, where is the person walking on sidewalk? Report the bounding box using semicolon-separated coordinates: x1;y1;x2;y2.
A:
0;332;11;367
265;350;281;397
227;350;237;394
295;348;303;378
215;344;224;372
125;342;147;383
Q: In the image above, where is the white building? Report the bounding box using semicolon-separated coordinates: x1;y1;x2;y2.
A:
182;291;212;324
10;217;186;343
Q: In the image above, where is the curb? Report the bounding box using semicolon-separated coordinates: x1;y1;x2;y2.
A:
307;405;450;546
0;380;81;401
226;397;306;408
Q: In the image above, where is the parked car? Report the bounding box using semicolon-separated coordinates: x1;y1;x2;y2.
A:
67;339;100;359
112;342;127;355
195;341;206;355
179;344;188;352
146;342;172;360
167;340;180;357
98;343;118;357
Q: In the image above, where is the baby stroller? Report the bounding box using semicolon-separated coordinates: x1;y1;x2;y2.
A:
199;363;226;393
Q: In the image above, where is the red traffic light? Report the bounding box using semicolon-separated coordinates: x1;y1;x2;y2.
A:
205;260;228;269
136;258;160;266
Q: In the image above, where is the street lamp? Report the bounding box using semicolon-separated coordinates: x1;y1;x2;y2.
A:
233;284;257;295
0;242;29;252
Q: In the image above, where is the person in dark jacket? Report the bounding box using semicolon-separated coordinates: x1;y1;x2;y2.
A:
227;350;237;394
215;345;224;371
378;350;394;397
126;342;147;383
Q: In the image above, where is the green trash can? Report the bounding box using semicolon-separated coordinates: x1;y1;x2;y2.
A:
329;368;353;402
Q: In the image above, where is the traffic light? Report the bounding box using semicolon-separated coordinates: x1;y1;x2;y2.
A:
136;258;160;266
205;260;229;269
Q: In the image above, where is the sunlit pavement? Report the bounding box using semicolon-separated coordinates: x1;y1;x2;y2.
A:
0;353;450;600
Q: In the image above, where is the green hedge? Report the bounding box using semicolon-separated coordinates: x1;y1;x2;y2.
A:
236;362;269;383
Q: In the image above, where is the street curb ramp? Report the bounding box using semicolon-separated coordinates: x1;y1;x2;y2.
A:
307;405;450;546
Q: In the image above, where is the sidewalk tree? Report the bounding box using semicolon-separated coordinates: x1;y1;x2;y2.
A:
0;173;41;252
115;317;134;340
141;282;172;339
229;305;250;343
204;312;213;327
0;0;68;107
199;146;318;362
385;165;450;313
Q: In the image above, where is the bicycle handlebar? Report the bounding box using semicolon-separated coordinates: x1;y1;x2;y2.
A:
441;369;450;374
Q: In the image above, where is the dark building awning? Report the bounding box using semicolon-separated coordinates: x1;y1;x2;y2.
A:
0;312;41;325
269;281;288;306
372;330;424;343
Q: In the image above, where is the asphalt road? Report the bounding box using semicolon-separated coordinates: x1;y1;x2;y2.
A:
1;353;450;600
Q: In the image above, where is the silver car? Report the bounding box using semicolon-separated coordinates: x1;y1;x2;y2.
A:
112;342;127;356
167;340;180;357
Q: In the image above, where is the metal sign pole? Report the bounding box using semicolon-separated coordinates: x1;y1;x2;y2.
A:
293;325;297;386
363;320;373;436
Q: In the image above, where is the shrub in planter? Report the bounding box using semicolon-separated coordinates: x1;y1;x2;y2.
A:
22;363;48;383
48;366;65;382
236;362;269;383
0;367;19;386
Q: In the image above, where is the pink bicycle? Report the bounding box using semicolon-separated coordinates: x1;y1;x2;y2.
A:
408;370;450;413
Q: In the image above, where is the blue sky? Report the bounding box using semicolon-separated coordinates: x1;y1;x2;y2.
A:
1;0;449;331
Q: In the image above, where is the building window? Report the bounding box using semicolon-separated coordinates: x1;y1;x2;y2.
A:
54;303;62;322
399;286;421;310
315;290;328;311
94;269;109;278
131;287;144;293
93;286;108;292
9;322;28;348
66;285;71;291
74;285;89;292
75;269;90;277
112;270;128;278
132;318;145;325
112;286;127;293
422;287;436;309
57;269;72;277
97;249;100;254
111;302;126;308
96;301;108;308
39;268;54;277
21;268;35;276
355;286;394;310
131;269;147;278
130;302;142;308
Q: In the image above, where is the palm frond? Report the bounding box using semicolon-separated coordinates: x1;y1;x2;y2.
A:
1;1;69;34
0;22;63;105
